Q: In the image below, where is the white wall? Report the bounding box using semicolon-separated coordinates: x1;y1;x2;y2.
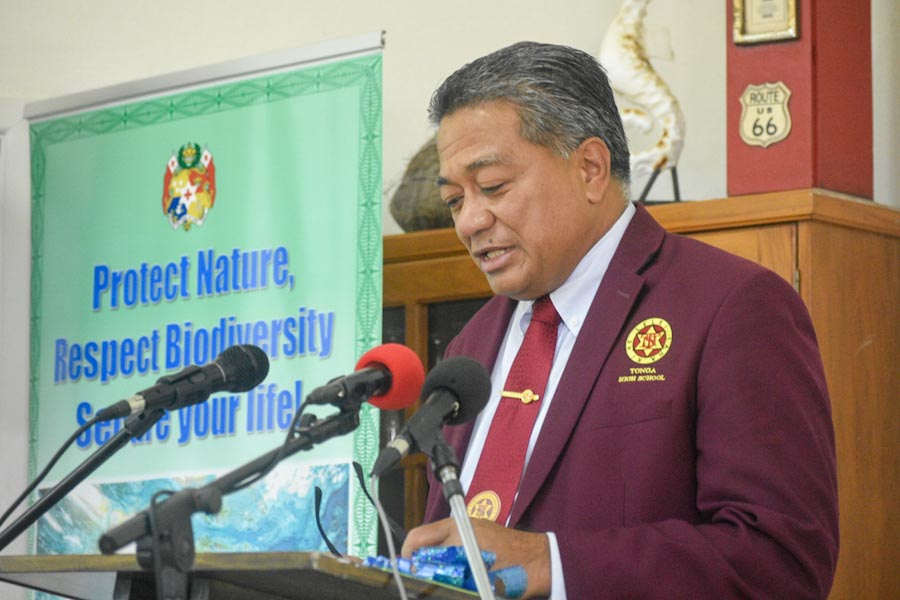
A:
872;0;898;211
0;0;896;585
1;1;895;228
0;0;730;230
0;99;29;598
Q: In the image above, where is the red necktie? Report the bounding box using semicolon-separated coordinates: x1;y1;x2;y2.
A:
465;296;560;525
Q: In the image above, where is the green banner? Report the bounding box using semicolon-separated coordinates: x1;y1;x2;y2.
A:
29;53;383;556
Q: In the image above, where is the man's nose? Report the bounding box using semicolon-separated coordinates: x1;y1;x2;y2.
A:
454;195;494;238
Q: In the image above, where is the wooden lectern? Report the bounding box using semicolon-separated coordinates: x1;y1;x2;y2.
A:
0;552;475;599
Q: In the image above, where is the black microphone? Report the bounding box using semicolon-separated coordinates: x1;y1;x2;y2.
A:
371;356;490;478
305;369;386;406
95;345;269;421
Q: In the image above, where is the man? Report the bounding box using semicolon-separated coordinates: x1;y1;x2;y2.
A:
401;42;838;599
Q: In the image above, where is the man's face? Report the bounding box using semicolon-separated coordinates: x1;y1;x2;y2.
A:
437;101;596;300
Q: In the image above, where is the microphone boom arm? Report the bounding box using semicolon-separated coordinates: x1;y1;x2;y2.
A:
99;404;363;554
97;406;363;600
0;408;165;551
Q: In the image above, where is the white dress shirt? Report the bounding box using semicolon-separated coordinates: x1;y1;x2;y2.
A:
458;202;636;599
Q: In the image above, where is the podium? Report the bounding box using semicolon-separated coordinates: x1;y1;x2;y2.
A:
0;552;475;599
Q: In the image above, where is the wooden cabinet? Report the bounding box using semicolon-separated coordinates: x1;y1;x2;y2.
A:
382;189;899;600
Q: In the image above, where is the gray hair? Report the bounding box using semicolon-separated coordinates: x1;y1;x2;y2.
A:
429;41;631;187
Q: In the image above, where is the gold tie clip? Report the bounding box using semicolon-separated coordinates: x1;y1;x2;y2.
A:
501;389;540;404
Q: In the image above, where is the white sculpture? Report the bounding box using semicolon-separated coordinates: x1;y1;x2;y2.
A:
600;0;686;201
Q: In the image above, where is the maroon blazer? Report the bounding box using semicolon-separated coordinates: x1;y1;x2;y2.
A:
424;204;839;599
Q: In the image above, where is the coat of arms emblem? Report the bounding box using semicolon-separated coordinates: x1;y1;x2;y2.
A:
163;143;216;230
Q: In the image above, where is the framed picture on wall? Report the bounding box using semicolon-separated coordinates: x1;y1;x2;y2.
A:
733;0;798;45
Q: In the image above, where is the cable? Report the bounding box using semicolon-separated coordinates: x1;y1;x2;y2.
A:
352;461;406;544
227;403;312;493
314;486;342;557
0;416;99;529
370;474;409;600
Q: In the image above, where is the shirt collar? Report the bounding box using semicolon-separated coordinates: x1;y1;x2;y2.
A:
515;202;637;335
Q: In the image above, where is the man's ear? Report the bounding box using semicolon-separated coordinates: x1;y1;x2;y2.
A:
578;137;612;204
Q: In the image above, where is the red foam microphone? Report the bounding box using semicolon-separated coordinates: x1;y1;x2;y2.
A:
305;343;424;410
355;343;425;410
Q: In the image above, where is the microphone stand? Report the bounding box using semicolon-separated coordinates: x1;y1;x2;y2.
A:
0;408;165;552
99;405;363;600
430;438;496;600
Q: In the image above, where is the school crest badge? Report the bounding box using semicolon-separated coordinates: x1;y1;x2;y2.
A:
162;143;217;231
626;318;673;364
467;491;502;522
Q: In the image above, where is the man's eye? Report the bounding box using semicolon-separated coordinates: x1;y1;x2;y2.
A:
480;184;503;195
443;196;462;210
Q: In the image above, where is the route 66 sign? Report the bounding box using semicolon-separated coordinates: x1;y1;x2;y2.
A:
739;81;792;148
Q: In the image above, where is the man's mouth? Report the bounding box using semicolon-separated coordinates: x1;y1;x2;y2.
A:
473;246;514;274
482;248;509;261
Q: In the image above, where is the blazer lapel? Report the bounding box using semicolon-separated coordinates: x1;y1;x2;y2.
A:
424;296;516;523
442;296;517;467
509;204;666;526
